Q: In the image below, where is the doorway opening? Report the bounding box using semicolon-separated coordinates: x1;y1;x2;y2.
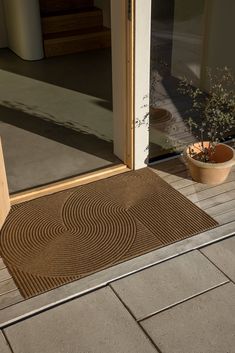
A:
0;0;123;195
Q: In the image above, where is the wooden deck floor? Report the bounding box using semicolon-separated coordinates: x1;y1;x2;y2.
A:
1;157;234;310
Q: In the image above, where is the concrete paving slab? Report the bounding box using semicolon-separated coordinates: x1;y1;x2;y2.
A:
111;251;227;320
4;287;157;353
201;236;235;282
141;283;235;353
0;331;12;353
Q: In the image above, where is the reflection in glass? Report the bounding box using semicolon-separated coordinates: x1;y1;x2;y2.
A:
149;0;235;160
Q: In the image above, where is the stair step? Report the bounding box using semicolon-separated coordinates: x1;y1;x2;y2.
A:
41;8;103;34
44;27;111;57
40;0;94;16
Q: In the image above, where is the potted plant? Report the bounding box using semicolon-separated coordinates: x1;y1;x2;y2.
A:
178;66;235;185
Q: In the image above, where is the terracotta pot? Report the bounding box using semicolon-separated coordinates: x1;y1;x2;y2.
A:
183;142;235;185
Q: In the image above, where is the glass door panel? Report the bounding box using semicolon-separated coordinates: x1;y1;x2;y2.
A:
149;0;235;160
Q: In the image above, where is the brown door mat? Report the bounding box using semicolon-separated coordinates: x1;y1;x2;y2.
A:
0;168;218;298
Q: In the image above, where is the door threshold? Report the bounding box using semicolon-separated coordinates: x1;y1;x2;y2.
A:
10;164;130;205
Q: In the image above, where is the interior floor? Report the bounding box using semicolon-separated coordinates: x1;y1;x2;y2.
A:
0;48;120;194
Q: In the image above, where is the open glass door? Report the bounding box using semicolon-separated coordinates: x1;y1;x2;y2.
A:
0;138;10;230
0;0;133;204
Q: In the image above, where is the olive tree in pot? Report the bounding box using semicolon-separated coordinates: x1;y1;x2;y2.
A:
179;67;235;185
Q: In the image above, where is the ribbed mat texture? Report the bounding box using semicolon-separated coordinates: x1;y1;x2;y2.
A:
0;168;218;298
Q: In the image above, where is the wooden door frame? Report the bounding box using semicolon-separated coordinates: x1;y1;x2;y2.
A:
111;0;134;169
9;0;135;205
112;0;152;171
0;138;10;228
126;0;135;169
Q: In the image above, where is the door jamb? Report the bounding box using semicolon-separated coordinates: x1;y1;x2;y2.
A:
126;0;135;169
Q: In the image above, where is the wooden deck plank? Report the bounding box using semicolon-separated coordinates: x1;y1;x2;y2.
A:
151;163;195;189
205;199;235;217
170;178;196;190
0;258;6;270
179;171;235;197
0;290;24;310
0;278;17;296
214;210;235;225
153;167;186;179
162;170;191;183
177;182;214;197
195;190;235;210
151;158;186;175
187;181;235;203
0;269;11;283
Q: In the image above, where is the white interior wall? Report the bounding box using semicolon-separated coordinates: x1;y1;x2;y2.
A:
3;0;44;60
171;0;235;89
201;0;235;88
0;0;8;48
94;0;111;28
171;0;205;86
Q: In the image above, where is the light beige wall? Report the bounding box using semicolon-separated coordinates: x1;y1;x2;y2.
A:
201;0;235;86
3;0;44;60
0;0;7;48
171;0;205;86
171;0;235;88
94;0;111;28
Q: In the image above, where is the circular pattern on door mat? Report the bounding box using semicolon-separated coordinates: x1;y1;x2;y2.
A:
0;186;137;291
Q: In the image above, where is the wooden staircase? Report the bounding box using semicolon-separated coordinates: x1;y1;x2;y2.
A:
39;0;111;57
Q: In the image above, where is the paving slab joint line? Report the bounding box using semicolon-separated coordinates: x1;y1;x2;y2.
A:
109;284;163;353
138;281;230;323
199;249;235;284
2;330;14;353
